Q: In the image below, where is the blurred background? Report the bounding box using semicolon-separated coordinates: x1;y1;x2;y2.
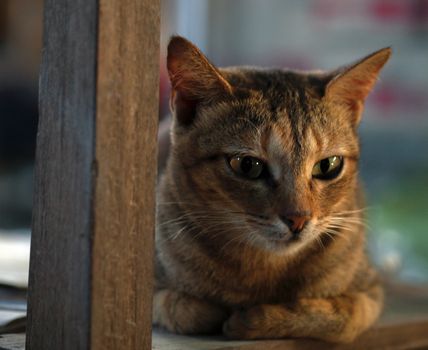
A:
0;0;427;309
162;0;428;284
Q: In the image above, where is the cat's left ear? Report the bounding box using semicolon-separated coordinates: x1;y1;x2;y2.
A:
325;47;391;124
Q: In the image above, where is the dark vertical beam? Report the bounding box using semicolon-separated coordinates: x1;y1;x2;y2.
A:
26;0;97;349
26;0;160;348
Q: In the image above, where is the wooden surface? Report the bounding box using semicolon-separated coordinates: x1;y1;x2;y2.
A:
2;283;428;349
25;0;97;349
0;334;25;350
2;318;428;350
151;319;428;350
91;0;160;349
26;0;160;349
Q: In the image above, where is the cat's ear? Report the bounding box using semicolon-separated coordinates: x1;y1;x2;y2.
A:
167;36;233;125
325;47;391;124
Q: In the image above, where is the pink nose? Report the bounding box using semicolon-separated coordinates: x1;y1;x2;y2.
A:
282;215;311;234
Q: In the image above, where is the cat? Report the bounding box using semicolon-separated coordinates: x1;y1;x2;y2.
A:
153;35;391;343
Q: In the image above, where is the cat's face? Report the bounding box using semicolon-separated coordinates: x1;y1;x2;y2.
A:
165;37;390;254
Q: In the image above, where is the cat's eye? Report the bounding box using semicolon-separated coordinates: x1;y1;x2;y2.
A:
229;155;265;179
312;156;344;180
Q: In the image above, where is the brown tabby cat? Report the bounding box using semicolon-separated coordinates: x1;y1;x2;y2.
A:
153;36;391;343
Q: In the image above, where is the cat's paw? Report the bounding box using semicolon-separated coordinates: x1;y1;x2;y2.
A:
153;289;228;335
223;306;272;340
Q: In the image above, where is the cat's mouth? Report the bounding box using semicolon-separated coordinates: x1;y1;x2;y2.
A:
265;232;301;244
250;219;319;252
264;230;302;245
243;215;315;251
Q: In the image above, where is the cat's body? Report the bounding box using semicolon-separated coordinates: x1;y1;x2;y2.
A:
154;36;390;343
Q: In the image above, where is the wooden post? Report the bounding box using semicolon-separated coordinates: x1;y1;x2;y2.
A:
26;0;160;349
91;0;159;349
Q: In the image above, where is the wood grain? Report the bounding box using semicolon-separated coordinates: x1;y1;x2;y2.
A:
26;0;97;349
26;0;159;349
90;0;160;349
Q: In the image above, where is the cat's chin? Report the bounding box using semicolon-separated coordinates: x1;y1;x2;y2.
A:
254;230;309;255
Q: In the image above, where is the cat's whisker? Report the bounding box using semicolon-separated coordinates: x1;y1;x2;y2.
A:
325;224;357;233
314;232;326;251
328;216;367;223
322;229;350;244
327;215;367;222
324;221;360;231
323;231;337;243
157;210;249;227
187;217;250;242
157;201;248;213
219;232;248;253
170;224;193;241
324;215;370;228
327;219;371;230
333;207;372;215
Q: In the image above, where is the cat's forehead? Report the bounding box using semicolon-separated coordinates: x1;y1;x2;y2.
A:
230;70;353;135
222;67;327;108
209;94;353;157
194;68;359;164
223;67;332;136
205;97;356;167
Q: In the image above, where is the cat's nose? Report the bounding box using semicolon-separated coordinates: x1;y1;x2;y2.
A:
281;214;311;234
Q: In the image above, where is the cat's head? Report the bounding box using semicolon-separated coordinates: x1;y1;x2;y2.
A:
165;36;390;254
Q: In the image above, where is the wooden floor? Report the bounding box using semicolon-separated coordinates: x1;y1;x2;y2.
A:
2;283;428;350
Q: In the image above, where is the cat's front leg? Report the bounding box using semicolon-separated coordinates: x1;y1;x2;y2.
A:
153;289;229;335
223;284;383;343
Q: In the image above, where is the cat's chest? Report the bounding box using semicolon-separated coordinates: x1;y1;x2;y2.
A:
176;255;302;306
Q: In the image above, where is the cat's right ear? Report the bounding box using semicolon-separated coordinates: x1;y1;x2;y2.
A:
167;36;233;126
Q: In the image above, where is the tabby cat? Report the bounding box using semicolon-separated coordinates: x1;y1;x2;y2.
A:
153;36;391;343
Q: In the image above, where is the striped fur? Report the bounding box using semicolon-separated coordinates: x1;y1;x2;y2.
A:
154;36;391;343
